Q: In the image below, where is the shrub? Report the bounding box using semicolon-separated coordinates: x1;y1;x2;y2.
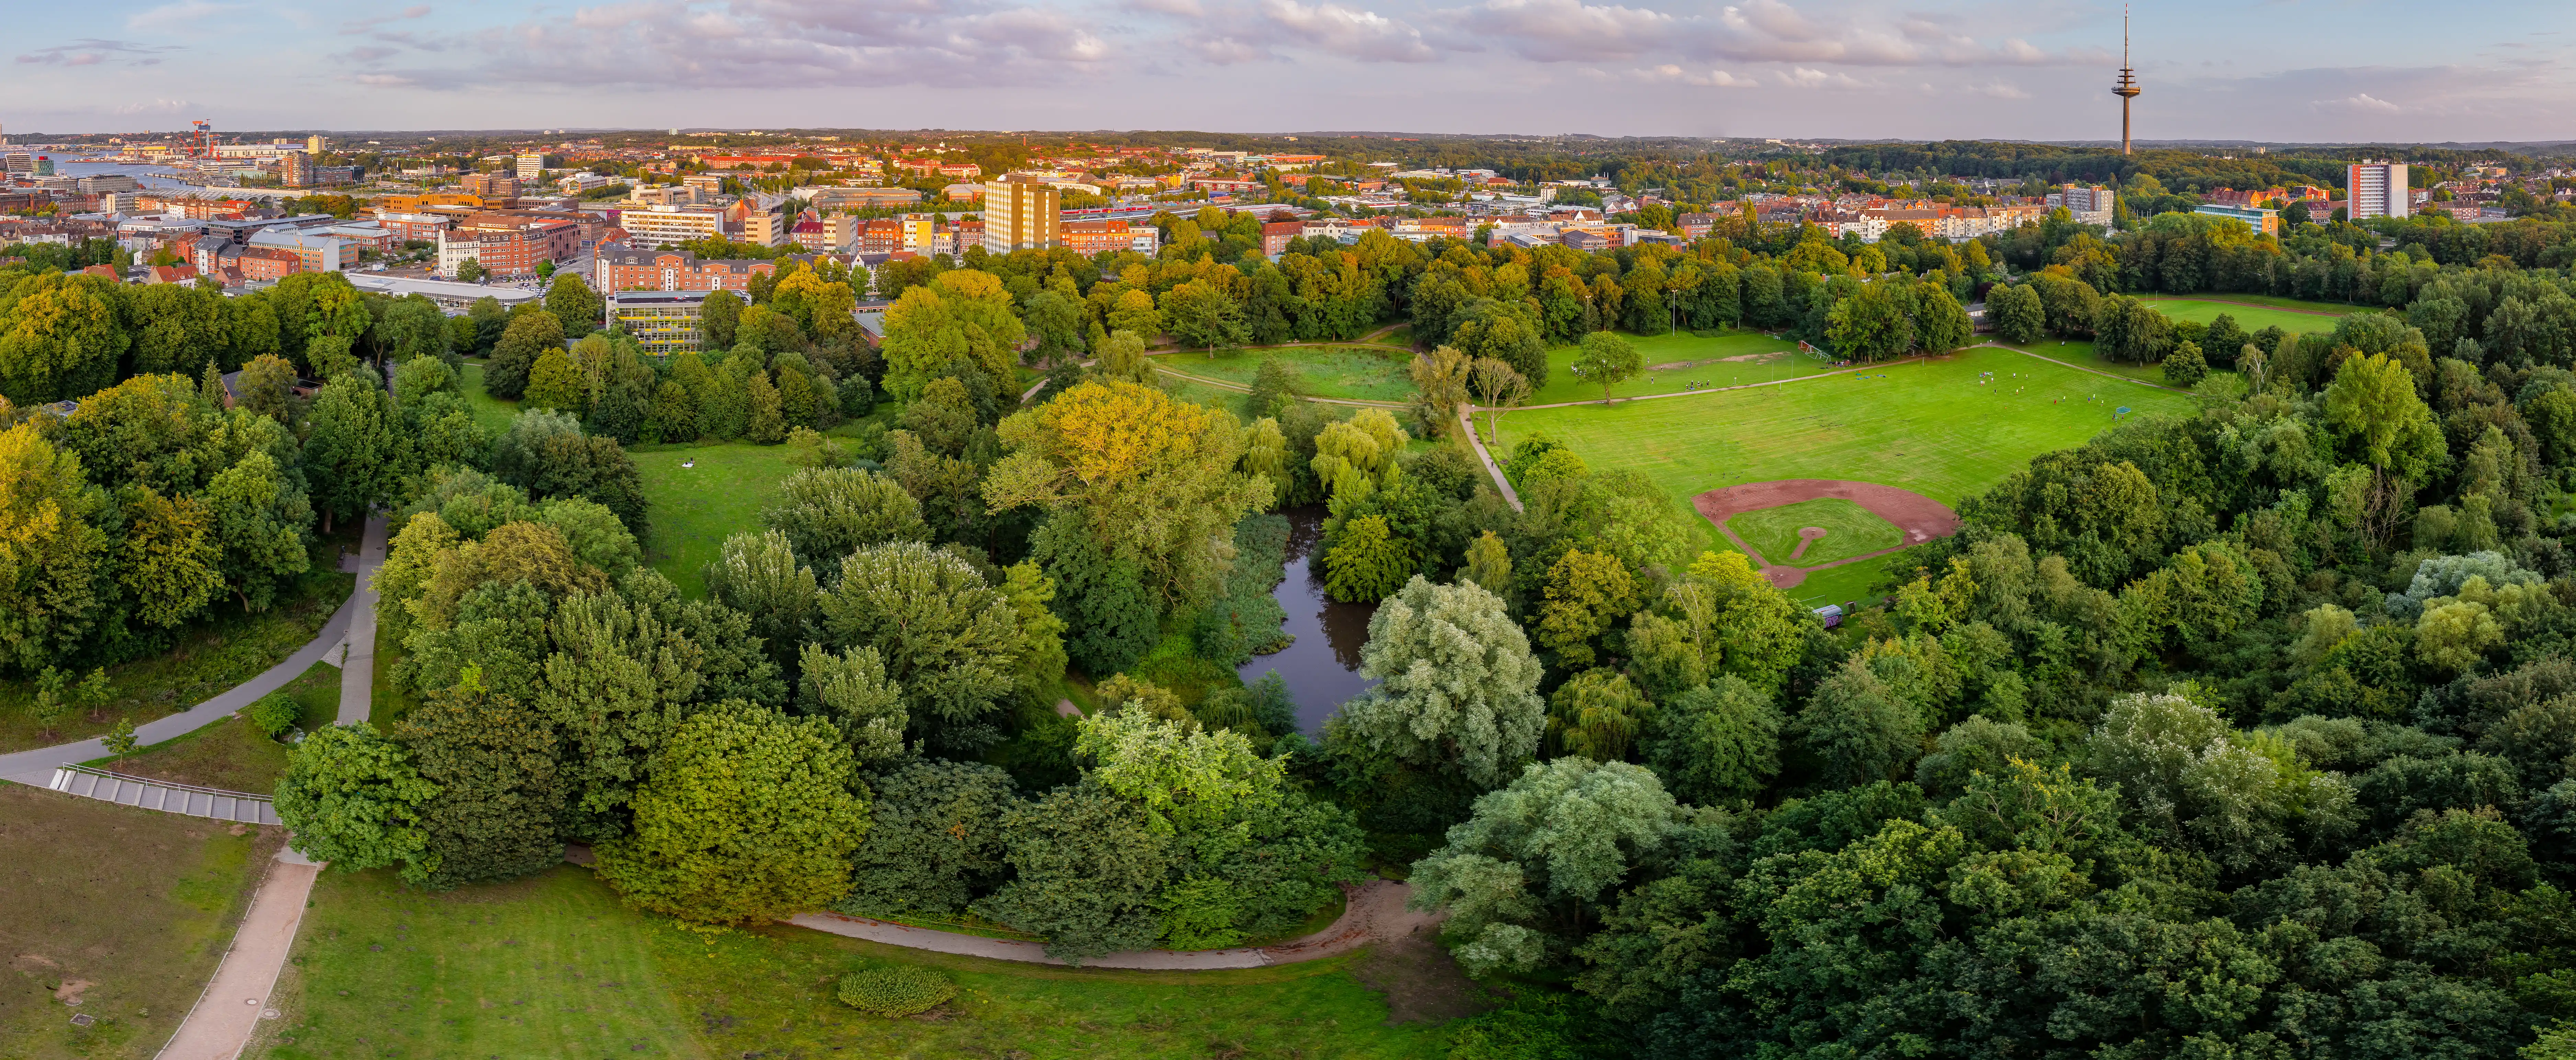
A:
835;965;956;1016
248;693;301;740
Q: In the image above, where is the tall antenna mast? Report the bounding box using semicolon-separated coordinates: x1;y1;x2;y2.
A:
2111;6;2141;156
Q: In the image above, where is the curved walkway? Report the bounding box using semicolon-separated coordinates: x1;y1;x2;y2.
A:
0;514;389;788
789;878;1434;970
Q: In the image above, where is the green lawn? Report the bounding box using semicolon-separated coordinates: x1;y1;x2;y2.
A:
459;362;521;435
632;444;807;597
0;786;280;1060
97;660;339;793
1989;337;2174;384
1728;499;1902;567
1488;344;2200;604
2137;296;2353;337
1153;345;1419;403
1529;330;1818;406
251;866;1450;1060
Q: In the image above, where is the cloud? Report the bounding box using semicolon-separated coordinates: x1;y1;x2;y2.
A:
2326;92;2401;113
126;0;242;30
1969;79;2029;99
16;38;184;66
111;98;194;115
1440;0;1674;62
1256;0;1435;62
1776;65;1864;88
1637;63;1754;87
340;5;432;33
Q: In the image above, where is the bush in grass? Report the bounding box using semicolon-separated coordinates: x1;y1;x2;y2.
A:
835;965;956;1016
248;692;301;740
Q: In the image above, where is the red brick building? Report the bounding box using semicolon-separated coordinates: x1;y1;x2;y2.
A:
591;247;847;294
1261;220;1305;257
1063;219;1136;256
231;246;304;282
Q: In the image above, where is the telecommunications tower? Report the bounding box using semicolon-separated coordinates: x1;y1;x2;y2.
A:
2112;7;2141;155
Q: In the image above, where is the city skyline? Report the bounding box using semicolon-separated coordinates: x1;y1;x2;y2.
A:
8;0;2573;142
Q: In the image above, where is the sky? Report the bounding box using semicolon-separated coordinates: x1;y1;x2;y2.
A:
7;0;2574;143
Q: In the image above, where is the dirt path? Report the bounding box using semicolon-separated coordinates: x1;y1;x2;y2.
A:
1692;480;1961;590
789;877;1438;970
157;847;321;1060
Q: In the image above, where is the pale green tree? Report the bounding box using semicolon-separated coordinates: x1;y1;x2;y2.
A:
1324;575;1545;788
1408;758;1684;976
595;703;870;925
1573;331;1642;402
761;466;929;570
272;722;441;884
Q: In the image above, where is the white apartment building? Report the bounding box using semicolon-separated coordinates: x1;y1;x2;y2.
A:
618;206;727;247
2348;162;2411;220
516;153;545;180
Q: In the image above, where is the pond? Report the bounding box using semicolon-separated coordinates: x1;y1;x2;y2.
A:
1238;506;1378;735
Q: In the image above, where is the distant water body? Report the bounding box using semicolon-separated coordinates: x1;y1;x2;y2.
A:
1235;506;1380;735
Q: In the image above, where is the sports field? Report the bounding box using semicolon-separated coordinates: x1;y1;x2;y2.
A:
1487;344;2199;605
248;866;1450;1059
631;444;803;597
1529;330;1813;406
2137;296;2353;337
1728;499;1902;567
1151;346;1418;403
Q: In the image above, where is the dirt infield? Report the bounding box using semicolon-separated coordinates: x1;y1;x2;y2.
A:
1692;480;1962;590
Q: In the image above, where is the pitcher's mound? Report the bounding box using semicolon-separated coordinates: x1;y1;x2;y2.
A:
1693;480;1961;589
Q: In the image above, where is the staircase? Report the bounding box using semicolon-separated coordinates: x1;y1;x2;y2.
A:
46;765;280;825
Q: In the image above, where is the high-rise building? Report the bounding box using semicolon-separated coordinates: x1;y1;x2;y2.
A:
517;153;545;179
982;174;1060;254
2347;162;2411;220
306;135;326;155
280;150;313;189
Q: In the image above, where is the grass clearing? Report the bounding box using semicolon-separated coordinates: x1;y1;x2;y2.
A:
1729;499;1902;567
459;361;520;436
1154;345;1419;403
252;866;1451;1060
0;785;281;1060
2137;296;2354;337
0;554;354;754
1529;329;1813;406
94;660;338;793
631;443;806;598
1488;345;2199;601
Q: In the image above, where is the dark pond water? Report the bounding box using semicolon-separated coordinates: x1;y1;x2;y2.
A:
1237;506;1379;734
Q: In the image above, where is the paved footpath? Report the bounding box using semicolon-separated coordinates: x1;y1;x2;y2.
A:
0;516;388;787
789;878;1434;969
156;845;324;1060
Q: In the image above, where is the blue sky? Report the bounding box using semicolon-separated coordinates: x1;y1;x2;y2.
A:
7;0;2572;141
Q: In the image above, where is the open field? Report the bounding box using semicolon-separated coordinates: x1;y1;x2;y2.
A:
0;556;354;754
250;866;1451;1060
632;444;806;598
1153;345;1420;403
96;660;338;793
1530;330;1812;406
0;785;282;1060
459;361;520;435
2137;296;2355;336
1729;499;1902;567
1487;345;2199;604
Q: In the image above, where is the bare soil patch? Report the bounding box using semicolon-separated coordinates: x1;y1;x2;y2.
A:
1693;479;1962;590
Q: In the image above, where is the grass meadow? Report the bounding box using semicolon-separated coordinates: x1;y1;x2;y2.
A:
1153;345;1420;403
458;361;520;436
630;444;807;598
96;660;341;793
249;867;1451;1060
1530;329;1818;406
1487;344;2200;605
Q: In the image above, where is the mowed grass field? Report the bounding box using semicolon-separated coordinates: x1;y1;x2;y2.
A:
458;361;520;435
1153;345;1419;403
1729;499;1902;567
1531;329;1819;406
2137;296;2354;336
631;444;805;598
1488;345;2200;605
0;786;282;1060
250;866;1449;1060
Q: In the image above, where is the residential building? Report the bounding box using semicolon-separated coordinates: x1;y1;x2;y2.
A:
311;222;398;255
1063;219;1143;256
517;153;545;180
374;192;490;215
229;246;304;283
901;215;937;254
280;150;312;189
2053;184;2116;213
461;173;520;200
618;205;728;247
983;174;1060;254
2348;162;2411;220
592;247;812;295
941;183;983;202
682;173;729;196
2193;203;2281;236
808;186;922;212
1190;178;1265;196
143;264;199;285
1676;213;1719;239
1261;220;1306;257
608;290;741;354
438;216;578;278
313;165;361;186
742;210;790;248
557;172;617;195
374;212;456;242
248;228;345;272
306;135;326;155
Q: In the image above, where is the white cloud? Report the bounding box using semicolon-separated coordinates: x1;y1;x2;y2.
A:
1638;63;1754;87
1257;0;1434;62
2333;92;2402;113
111;97;194;115
1440;0;1673;61
1776;65;1863;88
126;0;243;31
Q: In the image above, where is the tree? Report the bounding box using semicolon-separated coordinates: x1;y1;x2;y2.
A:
1409;344;1473;435
761;466;928;570
1460;531;1511;594
817;541;1029;752
1641;676;1782;803
1547;668;1648;762
1912;283;1973;355
118;487;222;628
1324;575;1545;788
2162;339;2208;386
596;704;869;925
1538;548;1636;668
272;722;440;884
1161;278;1249;352
302;374;397;535
0;274;128;404
1105;288;1162;342
2325;352;2445;481
1022;289;1087;364
1823;281;1914;362
982;380;1270;613
483;309;565;399
1788;654;1923;788
1989;283;2044;344
1095;328;1152;385
745;370;787;444
699;290;742;351
545;274;605;338
702;529;819;677
1572;331;1642;402
974;780;1172;962
235;353;298;421
1469;357;1530;441
838;759;1017;917
393;671;565;888
102;717;137;766
453;257;488;284
1408;758;1682;976
522;348;587;413
1323;514;1412;602
1031;511;1162;675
